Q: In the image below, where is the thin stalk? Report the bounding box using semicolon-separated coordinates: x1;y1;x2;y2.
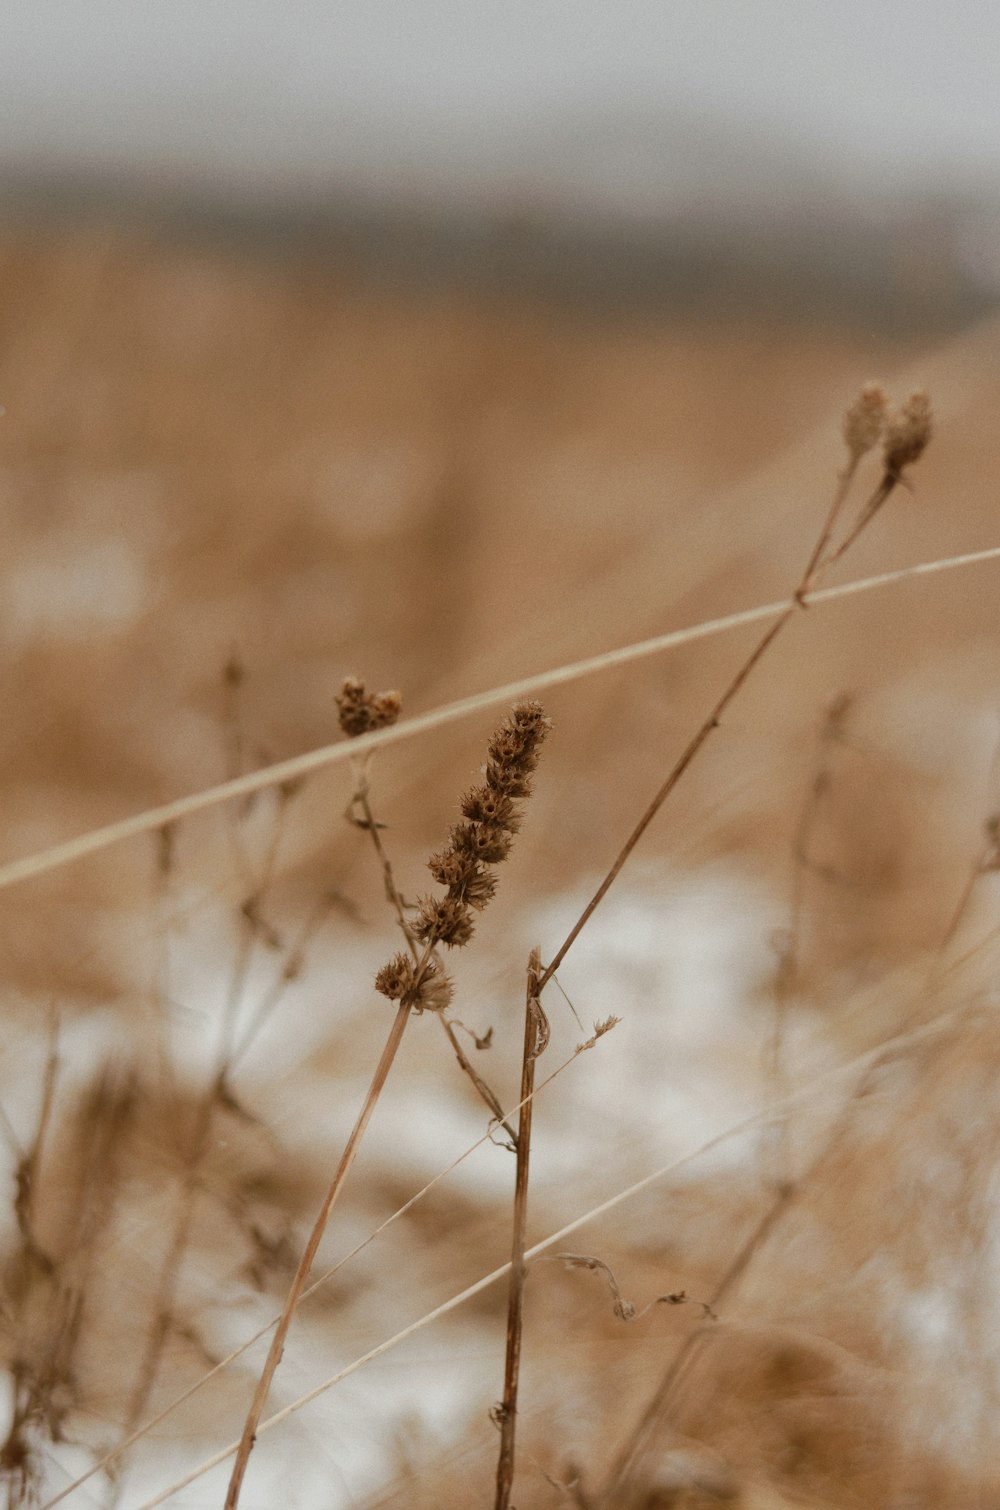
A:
352;763;518;1144
795;454;861;599
13;1013;60;1274
223;994;414;1508
765;699;846;1193
0;545;996;899
227;891;336;1071
538;605;794;989
440;1018;518;1148
495;951;546;1510
823;474;898;569
539;464;896;993
349;763;411;944
111;1091;217;1503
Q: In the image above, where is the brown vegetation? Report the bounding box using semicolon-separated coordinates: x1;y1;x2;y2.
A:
1;213;1000;1508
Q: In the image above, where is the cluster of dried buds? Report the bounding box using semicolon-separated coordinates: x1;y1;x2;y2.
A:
335;676;402;737
375;700;551;1012
842;382;932;476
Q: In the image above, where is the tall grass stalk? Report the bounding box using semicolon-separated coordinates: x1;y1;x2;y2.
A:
2;545;998;898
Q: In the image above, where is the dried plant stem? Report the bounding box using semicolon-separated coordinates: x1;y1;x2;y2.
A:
932;775;1000;963
1;1024;63;1499
823;472;898;568
495;951;545;1510
613;1005;972;1498
223;994;413;1509
539;467;896;992
795;455;861;599
352;762;518;1144
115;1036;229;1491
350;767;410;939
228;891;336;1070
1;546;995;898
13;1014;60;1274
440;1018;517;1147
134;1006;956;1510
765;696;846;1192
116;827;306;1500
539;605;794;989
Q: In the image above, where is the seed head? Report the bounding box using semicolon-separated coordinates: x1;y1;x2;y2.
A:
374;700;550;1004
427;848;475;888
460;866;499;911
374;952;454;1012
460;784;521;832
337;677;403;738
448;820;514;866
483;701;552;799
413;895;476;949
884;390;932;477
843;382;889;462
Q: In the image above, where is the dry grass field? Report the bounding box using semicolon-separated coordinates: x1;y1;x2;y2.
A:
3;210;1000;1508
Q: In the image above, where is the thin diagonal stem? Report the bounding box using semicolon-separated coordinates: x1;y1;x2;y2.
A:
495;952;545;1510
0;546;996;897
823;474;897;568
796;455;860;598
539;465;899;993
349;765;417;958
538;605;794;990
223;995;414;1509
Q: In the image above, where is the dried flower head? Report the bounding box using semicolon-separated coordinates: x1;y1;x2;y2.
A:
374;952;454;1012
426;848;474;888
427;700;551;905
884;390;932;477
843;382;889;462
374;700;549;1007
483;703;552;799
459;867;499;912
425;847;500;907
336;677;403;738
460;785;521;831
448;820;513;866
413;895;476;949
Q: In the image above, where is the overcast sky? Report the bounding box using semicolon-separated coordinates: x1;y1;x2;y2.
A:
4;2;1000;208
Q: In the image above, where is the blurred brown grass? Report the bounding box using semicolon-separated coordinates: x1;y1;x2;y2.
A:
3;213;1000;1508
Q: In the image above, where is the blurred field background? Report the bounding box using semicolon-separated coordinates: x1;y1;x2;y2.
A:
5;8;1000;1509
